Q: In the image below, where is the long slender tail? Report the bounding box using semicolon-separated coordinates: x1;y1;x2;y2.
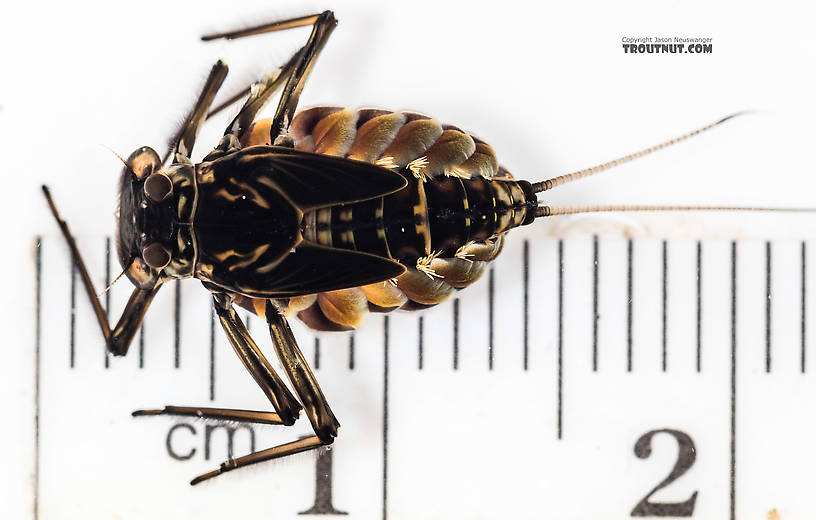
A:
535;204;816;218
531;112;746;194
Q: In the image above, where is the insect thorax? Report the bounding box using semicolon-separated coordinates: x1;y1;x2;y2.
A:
162;162;198;280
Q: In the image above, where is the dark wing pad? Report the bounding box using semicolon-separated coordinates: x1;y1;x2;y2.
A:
207;146;408;211
235;242;406;298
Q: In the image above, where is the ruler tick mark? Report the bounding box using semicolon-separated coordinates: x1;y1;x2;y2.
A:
730;241;737;520
417;317;423;371
802;241;807;374
104;237;111;369
349;334;355;371
627;239;633;373
70;262;76;369
557;239;563;440
523;239;529;371
453;298;459;371
209;305;215;402
34;237;41;520
592;235;599;372
382;316;389;520
488;268;494;371
174;282;181;369
662;240;668;373
766;241;772;374
696;241;702;373
139;324;145;369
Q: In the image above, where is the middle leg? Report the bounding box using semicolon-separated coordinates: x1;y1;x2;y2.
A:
136;293;339;485
183;298;340;485
133;292;303;432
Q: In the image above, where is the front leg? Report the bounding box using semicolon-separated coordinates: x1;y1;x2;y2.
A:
108;285;161;356
42;186;162;357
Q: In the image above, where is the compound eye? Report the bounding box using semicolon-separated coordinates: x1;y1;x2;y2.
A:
126;146;161;179
144;172;173;202
142;242;171;270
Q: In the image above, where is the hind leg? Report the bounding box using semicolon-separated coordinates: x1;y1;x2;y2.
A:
201;11;337;145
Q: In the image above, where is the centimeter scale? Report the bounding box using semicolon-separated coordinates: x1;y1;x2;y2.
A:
34;230;816;519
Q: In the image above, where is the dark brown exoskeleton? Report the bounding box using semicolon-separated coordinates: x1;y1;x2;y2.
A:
42;11;759;485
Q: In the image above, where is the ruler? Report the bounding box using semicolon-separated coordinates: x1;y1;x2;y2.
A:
33;230;816;519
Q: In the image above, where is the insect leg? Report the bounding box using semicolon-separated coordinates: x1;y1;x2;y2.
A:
186;300;338;485
210;292;303;423
220;51;301;142
191;436;326;485
265;300;340;442
206;11;337;144
133;293;307;481
266;11;336;141
132;406;286;425
42;185;162;356
201;13;335;121
108;285;161;356
201;11;337;143
201;12;334;41
162;60;229;164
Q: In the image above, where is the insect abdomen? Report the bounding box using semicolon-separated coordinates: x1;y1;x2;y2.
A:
236;107;537;330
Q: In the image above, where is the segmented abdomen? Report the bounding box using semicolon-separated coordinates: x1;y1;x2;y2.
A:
235;107;536;331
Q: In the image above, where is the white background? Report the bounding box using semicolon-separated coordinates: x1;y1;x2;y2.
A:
3;0;816;517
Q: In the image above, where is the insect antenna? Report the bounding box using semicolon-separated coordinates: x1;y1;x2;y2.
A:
530;112;746;194
102;144;131;170
100;267;128;298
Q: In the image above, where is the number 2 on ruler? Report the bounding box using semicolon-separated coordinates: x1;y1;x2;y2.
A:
632;429;698;517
